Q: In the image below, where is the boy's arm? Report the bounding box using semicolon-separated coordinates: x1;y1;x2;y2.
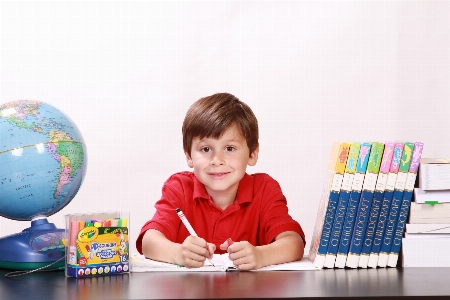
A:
222;231;304;270
262;231;304;266
142;229;215;268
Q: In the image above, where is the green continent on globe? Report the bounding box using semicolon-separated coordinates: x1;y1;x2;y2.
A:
48;130;85;198
56;142;84;177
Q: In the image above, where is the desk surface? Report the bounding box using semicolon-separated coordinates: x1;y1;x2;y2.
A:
1;267;450;299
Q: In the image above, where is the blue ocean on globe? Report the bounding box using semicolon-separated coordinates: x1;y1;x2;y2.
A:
0;100;87;221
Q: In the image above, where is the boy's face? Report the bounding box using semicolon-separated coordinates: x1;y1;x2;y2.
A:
185;124;258;202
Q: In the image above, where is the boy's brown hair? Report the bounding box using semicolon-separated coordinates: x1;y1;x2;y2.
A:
182;93;259;157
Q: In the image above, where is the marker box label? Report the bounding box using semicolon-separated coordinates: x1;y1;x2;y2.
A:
65;211;130;278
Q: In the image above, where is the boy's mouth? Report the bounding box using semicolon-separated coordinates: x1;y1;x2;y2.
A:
207;172;230;179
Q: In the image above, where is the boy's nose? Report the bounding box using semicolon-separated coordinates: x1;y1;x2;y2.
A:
210;153;225;166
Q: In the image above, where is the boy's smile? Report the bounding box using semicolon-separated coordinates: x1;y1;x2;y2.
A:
207;172;230;179
185;124;258;209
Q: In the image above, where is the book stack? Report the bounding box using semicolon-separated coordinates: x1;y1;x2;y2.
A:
419;158;450;191
401;158;450;267
310;141;424;269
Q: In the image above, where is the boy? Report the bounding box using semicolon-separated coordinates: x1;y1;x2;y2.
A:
136;93;305;270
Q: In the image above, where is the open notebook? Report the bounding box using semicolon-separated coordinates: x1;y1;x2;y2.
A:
131;253;318;272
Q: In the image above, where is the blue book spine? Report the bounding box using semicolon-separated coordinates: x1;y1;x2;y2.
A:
378;142;414;267
387;142;423;267
358;141;394;268
337;190;361;257
345;142;384;268
377;189;404;266
316;191;340;258
358;190;384;267
367;142;403;268
368;190;394;264
345;189;375;268
311;142;349;269
323;190;350;267
323;142;361;268
334;142;372;269
387;189;413;266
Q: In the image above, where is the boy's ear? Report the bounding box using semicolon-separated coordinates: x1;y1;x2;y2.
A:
185;151;194;168
248;146;259;166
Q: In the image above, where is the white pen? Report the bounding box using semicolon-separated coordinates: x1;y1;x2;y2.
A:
176;208;215;267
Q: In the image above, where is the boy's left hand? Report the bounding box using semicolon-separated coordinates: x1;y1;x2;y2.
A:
219;240;263;270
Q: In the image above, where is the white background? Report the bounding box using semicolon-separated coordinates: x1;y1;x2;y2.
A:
1;1;449;256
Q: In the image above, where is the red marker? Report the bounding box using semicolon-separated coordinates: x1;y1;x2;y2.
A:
227;238;234;246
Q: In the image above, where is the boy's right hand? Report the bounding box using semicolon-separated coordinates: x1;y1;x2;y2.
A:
176;235;215;268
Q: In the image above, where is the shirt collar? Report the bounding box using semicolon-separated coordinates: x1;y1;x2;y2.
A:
192;175;209;202
192;173;253;205
235;173;253;205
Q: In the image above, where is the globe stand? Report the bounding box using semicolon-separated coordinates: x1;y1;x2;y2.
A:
0;217;66;270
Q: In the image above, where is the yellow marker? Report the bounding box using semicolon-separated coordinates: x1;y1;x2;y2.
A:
118;218;128;227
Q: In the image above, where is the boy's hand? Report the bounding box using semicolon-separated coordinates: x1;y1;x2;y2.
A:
220;240;263;270
177;235;216;268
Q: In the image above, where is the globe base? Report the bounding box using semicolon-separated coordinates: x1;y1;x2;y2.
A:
0;218;66;271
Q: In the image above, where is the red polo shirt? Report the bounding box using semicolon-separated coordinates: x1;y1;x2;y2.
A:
136;172;305;254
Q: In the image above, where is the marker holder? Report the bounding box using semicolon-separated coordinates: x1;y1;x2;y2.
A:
65;211;130;278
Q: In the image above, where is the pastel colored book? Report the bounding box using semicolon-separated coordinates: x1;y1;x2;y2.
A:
334;143;372;268
130;254;319;272
387;142;424;267
367;142;404;268
323;142;361;268
358;142;395;268
377;142;415;267
346;142;384;269
309;142;350;269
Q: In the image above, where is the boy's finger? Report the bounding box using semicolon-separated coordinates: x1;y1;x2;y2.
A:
207;243;216;257
219;238;233;250
187;235;208;248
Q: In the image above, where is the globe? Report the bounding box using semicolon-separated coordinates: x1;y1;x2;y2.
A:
0;100;87;221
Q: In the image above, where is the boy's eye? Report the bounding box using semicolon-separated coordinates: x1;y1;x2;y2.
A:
225;146;235;152
201;147;210;153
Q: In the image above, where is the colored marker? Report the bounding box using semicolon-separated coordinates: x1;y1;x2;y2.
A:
176;208;215;267
78;220;85;230
69;221;79;265
226;238;234;247
118;218;128;227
